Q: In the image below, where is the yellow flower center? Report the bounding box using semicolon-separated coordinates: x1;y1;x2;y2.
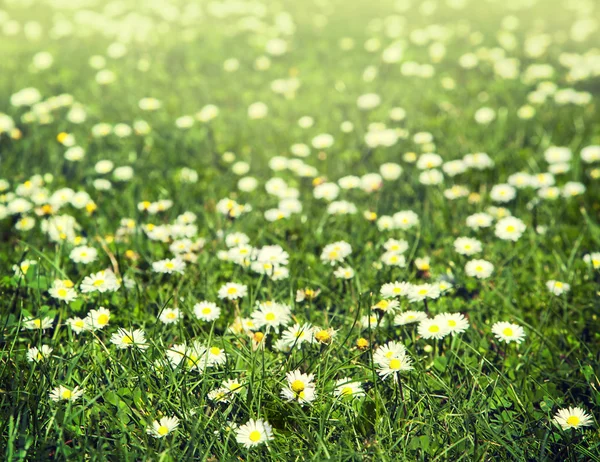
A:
265;312;276;321
97;314;109;325
503;327;514;337
428;325;440;333
165;262;174;269
33;319;41;328
341;386;353;396
249;430;262;442
227;287;237;295
57;288;67;297
389;358;402;370
315;330;331;342
166;312;176;319
209;347;221;356
506;225;515;232
291;380;305;393
36;352;43;360
566;416;580;426
61;389;72;399
93;279;105;287
448;320;457;327
554;282;563;288
475;265;483;272
157;425;169;436
122;335;133;344
202;307;212;315
75;320;84;328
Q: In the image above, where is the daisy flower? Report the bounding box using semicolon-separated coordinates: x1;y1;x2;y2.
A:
465;259;494;279
418;318;451;340
193;301;222;322
110;328;149;350
320;241;352;265
453;237;482;256
159;307;182;324
69;245;98;264
67;317;89;334
384;238;409;254
251;302;291;331
281;370;316;404
23;316;53;331
583;252;600;269
394;311;428;325
218;282;248;300
333;266;355;279
334;378;365;399
48;280;78;303
546;280;570;296
280;323;315;349
85;307;110;331
147;416;180;438
152;258;186;274
373;341;407;365
376;352;414;380
13;259;37;277
235;419;274;448
434;313;469;335
49;385;84;402
491;321;526;344
381;281;412;298
80;270;120;293
495;216;526;241
408;284;441;302
553;407;594;430
371;299;400;313
206;345;227;366
27;345;53;362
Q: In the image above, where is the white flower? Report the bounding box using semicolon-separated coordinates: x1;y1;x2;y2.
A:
466;213;493;230
85;307;110;330
381;281;412;298
159;308;182;324
491;321;526;344
251;302;291;331
147;416;180;438
454;237;482;256
434;313;469;335
235;419;274;448
320;241;352;265
418;318;451;340
152;258;186;275
110;328;149;350
553;407;594;430
333;267;355;279
281;370;316;404
583;252;600;269
393;210;419;229
394;311;428;325
408;284;440;302
546;280;570;296
193;302;222;322
27;345;53;362
495;217;526;241
49;385;84;402
80;270;120;294
218;282;248;300
48;280;78;303
69;246;98;264
281;323;315;349
465;259;494;279
334;378;365;399
490;184;516;203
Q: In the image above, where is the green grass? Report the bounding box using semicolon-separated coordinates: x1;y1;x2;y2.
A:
1;0;600;460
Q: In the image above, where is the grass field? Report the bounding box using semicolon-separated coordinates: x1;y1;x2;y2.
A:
1;0;600;460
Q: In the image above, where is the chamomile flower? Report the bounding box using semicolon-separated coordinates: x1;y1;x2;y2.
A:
495;217;526;241
80;270;120;293
235;419;274;448
193;301;221;322
434;313;470;335
48;280;78;303
334;266;355;279
376;351;414;380
251;302;291;331
159;307;182;324
27;345;53;362
67;317;89;334
147;416;180;438
408;284;440;302
334;378;365;399
491;321;526;344
281;370;316;404
546;280;570;296
454;237;482;256
394;311;428;325
85;307;110;331
110;328;149;350
553;407;594;431
465;259;494;279
69;245;98;264
23;316;54;331
381;281;412;298
152;258;186;275
583;252;600;269
320;241;352;265
418;318;451;340
49;385;84;402
218;282;248;300
281;323;315;349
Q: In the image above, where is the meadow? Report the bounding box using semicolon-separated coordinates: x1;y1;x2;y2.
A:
1;0;599;460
